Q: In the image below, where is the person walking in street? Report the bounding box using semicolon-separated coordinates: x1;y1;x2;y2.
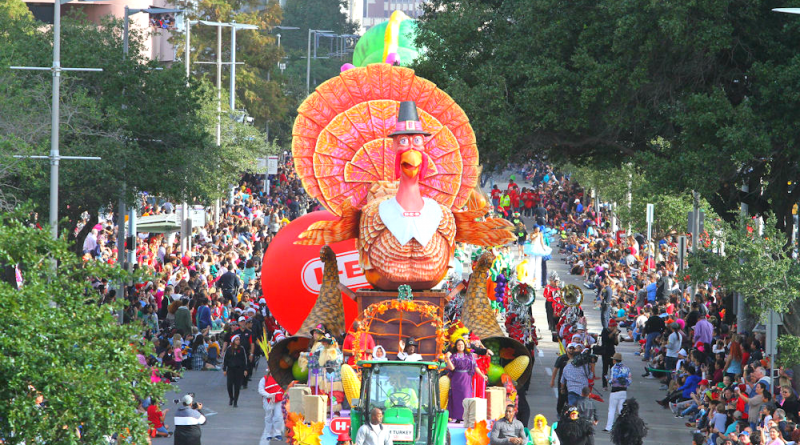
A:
490;405;529;445
609;398;647;445
258;366;285;444
600;319;619;389
560;346;591;407
222;334;249;407
604;352;631;432
544;274;560;332
575;386;598;444
551;344;577;417
355;407;393;445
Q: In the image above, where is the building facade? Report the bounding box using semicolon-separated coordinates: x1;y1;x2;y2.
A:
22;0;179;63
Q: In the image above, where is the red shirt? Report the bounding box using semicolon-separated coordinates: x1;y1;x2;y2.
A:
342;332;376;365
507;181;518;190
510;194;520;208
490;189;502;200
522;192;534;208
147;404;165;429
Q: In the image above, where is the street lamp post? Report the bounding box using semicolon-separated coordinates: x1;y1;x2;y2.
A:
269;25;298;81
9;0;103;240
307;29;333;96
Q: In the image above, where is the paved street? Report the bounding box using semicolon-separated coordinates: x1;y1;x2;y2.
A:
163;365;268;443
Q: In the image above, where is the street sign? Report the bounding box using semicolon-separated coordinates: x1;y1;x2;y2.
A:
330;417;351;435
268;155;279;175
688;210;705;234
176;205;206;229
257;158;268;172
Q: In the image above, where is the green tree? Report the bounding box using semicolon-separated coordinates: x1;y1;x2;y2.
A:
0;209;167;444
413;0;800;238
173;0;290;138
280;0;358;96
566;161;718;244
1;7;268;247
684;215;800;367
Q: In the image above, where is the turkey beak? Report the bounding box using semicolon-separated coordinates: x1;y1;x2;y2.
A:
400;149;422;178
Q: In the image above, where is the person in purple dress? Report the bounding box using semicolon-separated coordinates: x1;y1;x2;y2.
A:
445;338;487;422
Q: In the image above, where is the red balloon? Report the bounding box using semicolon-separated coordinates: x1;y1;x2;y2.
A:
261;211;370;335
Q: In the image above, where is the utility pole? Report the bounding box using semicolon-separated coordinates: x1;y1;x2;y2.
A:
737;183;749;333
10;0;103;240
691;190;700;297
307;29;333;96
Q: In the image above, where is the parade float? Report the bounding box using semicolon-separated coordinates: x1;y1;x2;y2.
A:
262;33;537;445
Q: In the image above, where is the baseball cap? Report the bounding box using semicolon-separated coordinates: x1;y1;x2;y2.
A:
238;316;246;322
699;379;709;386
181;394;193;405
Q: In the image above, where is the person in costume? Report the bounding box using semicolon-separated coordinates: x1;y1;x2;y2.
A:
513;214;527;257
302;323;328;393
445;338;486;422
318;333;345;413
609;398;647;445
372;345;388;361
258;365;285;444
531;414;560;445
554;406;593;445
543;272;561;332
525;227;552;289
397;338;423;361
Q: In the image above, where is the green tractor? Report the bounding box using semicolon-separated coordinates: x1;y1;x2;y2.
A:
351;361;449;445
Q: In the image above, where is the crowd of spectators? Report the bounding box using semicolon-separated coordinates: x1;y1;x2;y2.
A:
149;14;176;29
79;158;318;438
531;162;798;445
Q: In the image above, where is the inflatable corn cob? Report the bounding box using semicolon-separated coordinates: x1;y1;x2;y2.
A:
341;365;361;406
439;375;451;409
503;356;530;382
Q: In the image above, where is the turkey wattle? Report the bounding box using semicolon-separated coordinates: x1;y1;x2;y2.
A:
292;65;514;290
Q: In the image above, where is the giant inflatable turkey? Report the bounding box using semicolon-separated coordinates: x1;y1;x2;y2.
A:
292;64;515;290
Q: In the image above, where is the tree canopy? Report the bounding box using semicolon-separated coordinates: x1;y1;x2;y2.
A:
0;209;166;444
174;0;291;137
1;3;268;243
413;0;800;236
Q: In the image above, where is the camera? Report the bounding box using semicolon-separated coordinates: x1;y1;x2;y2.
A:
174;393;201;410
572;349;598;367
